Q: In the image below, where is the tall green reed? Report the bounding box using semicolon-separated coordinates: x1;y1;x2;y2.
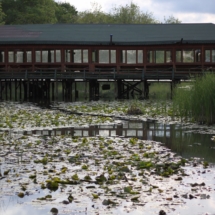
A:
173;73;215;124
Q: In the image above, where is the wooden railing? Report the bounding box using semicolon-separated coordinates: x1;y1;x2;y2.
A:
0;67;213;80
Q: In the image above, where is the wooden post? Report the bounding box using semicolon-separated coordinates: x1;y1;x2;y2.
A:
55;80;58;101
0;79;2;99
27;80;30;100
62;80;65;101
19;79;22;100
116;124;123;136
52;82;54;101
15;79;17;101
5;80;8;100
9;79;12;100
84;81;87;100
114;80;118;99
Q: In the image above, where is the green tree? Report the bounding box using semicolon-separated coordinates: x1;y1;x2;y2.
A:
76;2;112;24
110;2;157;24
55;2;78;23
0;2;5;25
1;0;57;24
163;15;181;24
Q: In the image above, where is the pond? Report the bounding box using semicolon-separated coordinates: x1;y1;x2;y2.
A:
0;101;215;215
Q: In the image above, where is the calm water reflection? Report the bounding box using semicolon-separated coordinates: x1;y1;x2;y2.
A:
122;120;215;164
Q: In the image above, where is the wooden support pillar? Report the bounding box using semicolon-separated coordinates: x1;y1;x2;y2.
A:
27;80;30;100
55;80;58;101
144;80;149;99
52;82;55;101
5;80;8;100
9;79;12;100
84;81;87;100
89;80;99;101
141;81;145;99
114;80;118;99
41;80;44;100
117;80;123;99
15;79;17;101
70;81;73;101
75;82;78;101
0;79;2;99
62;80;65;101
19;79;22;100
46;80;49;99
116;124;123;136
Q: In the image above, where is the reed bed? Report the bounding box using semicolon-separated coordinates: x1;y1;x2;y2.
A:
173;73;215;124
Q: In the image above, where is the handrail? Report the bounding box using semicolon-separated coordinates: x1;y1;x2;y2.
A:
0;68;214;81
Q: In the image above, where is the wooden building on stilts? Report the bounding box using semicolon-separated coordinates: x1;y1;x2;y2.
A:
0;23;215;101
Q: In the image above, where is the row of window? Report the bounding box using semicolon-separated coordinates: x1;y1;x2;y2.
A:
0;49;215;64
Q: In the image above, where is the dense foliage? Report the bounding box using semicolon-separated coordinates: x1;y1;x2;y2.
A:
0;2;5;25
0;0;181;25
173;73;215;124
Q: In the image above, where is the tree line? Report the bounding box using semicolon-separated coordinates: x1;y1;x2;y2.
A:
0;0;181;25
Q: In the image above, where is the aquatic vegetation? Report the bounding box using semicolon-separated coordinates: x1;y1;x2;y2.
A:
46;180;59;191
37;195;52;201
50;207;58;215
34;157;48;165
17;192;25;198
173;73;215;124
71;173;79;181
0;100;214;215
81;164;88;170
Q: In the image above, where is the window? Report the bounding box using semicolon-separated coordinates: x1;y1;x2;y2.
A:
205;50;210;62
65;49;88;63
166;51;172;63
8;51;14;63
212;50;215;62
83;50;88;63
74;49;82;63
121;50;126;63
177;49;201;63
35;51;41;62
147;50;171;63
7;50;32;63
127;50;136;64
0;51;5;63
98;50;116;63
16;51;24;63
26;51;32;62
205;49;215;62
121;50;143;64
137;50;143;63
36;50;61;63
99;50;109;63
183;50;194;63
155;50;165;63
176;50;182;62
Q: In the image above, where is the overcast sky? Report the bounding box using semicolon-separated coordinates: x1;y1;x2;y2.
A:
55;0;215;23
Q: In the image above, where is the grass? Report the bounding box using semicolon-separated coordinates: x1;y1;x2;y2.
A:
173;73;215;124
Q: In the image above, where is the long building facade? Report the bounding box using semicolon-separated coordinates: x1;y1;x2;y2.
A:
0;23;215;100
